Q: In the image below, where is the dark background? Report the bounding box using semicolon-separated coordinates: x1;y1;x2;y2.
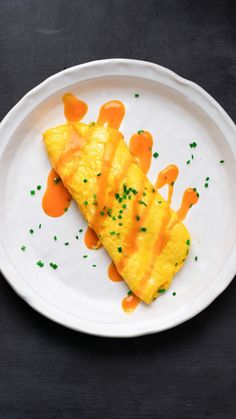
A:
0;1;235;418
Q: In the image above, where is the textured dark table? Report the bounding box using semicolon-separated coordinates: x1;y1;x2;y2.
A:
0;1;235;418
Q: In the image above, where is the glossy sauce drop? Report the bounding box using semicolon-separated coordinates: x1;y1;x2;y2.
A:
129;131;153;174
108;262;123;282
97;100;125;130
155;165;179;205
122;293;140;314
42;169;71;217
63;93;88;122
84;227;102;250
177;188;199;220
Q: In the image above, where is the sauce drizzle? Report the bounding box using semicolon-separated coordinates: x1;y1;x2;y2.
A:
122;293;140;314
63;93;88;122
108;262;123;282
97;100;125;130
84;227;102;250
177;188;199;220
42;169;71;217
155;165;179;205
129;131;153;174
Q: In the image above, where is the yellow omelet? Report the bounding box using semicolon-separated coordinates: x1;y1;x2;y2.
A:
43;122;190;304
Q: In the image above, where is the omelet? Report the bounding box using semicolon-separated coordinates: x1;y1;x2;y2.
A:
43;122;190;304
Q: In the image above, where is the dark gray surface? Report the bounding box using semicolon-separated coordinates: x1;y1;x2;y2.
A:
0;1;235;418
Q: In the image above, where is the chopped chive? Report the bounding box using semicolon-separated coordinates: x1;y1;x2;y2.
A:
75;235;79;240
64;242;69;246
118;222;123;226
115;193;119;200
112;216;116;221
110;231;116;235
128;196;131;200
143;192;147;196
220;160;224;164
159;289;166;294
137;130;144;134
118;246;122;253
89;121;95;127
97;173;101;176
204;183;208;188
123;194;127;200
30;190;35;196
190;142;197;148
186;239;190;245
119;210;123;214
50;263;58;270
118;197;123;203
127;290;132;295
122;204;127;209
172;292;176;296
175;262;178;267
92;264;96;267
189;204;193;208
38;224;41;229
134;93;140;98
54;236;57;241
21;246;26;251
170;181;174;186
187;160;191;165
195;256;198;261
138;200;147;206
83;255;88;258
53;177;61;184
64;207;68;212
196;192;200;197
153;152;159;158
29;229;34;234
79;229;83;233
136;215;140;221
100;211;105;216
132;188;137;195
158;200;162;204
37;185;41;190
107;208;112;217
152;188;155;193
83;178;88;183
36;260;44;268
139;227;147;232
84;201;88;206
118;215;122;219
206;177;210;181
193;187;197;192
191;154;194;160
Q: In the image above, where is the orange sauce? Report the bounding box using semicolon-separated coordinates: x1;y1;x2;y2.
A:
155;165;179;205
42;168;71;217
108;262;123;282
84;226;102;250
122;293;140;314
97;100;125;130
63;93;88;122
177;188;199;220
129;131;153;174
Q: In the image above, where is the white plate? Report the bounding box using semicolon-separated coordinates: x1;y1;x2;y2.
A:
0;59;235;337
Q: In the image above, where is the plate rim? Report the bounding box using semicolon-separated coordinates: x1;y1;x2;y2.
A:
0;58;235;338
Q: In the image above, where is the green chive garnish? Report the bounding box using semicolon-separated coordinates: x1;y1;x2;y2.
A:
127;290;132;295
92;264;96;267
195;256;198;261
83;255;88;258
37;185;41;190
29;229;34;234
84;201;88;206
136;215;140;221
79;229;83;233
139;227;147;232
39;224;41;229
118;247;122;253
190;142;197;148
153;152;159;158
100;211;105;216
158;289;166;293
220;160;224;164
21;246;26;251
53;177;61;184
206;177;209;181
76;235;79;240
54;236;57;241
186;239;190;245
36;260;44;268
122;204;127;209
97;173;101;176
137;130;144;134
191;154;194;159
83;179;88;183
64;242;69;246
172;292;176;296
112;216;116;221
204;183;208;188
30;190;35;196
138;200;147;206
50;263;58;270
134;93;139;98
110;231;116;235
132;188;137;195
187;160;190;165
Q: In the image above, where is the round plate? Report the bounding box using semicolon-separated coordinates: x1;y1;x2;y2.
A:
0;59;235;337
